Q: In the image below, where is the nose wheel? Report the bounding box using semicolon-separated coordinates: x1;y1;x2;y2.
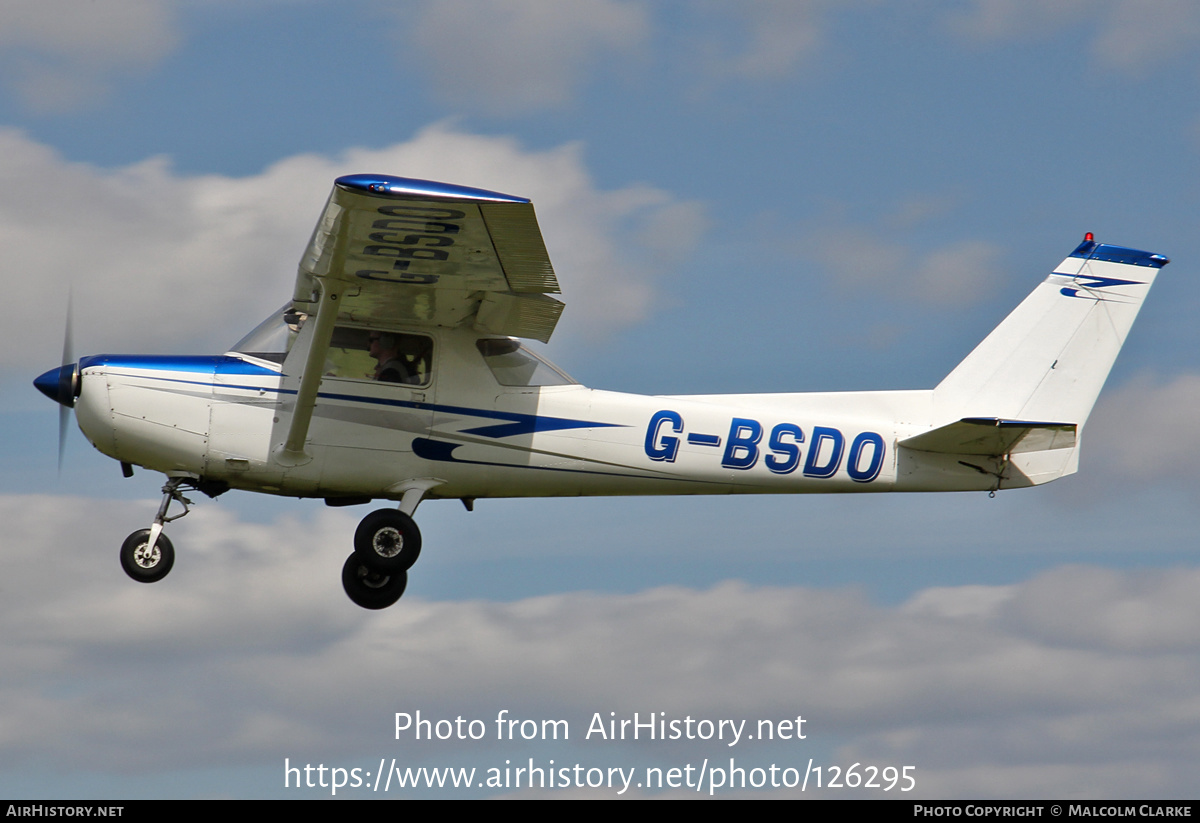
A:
119;477;194;584
120;529;175;583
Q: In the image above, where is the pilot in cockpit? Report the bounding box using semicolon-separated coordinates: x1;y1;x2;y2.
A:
369;332;410;383
368;331;430;385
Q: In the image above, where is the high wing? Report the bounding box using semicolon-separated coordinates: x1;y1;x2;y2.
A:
291;174;563;342
278;174;564;462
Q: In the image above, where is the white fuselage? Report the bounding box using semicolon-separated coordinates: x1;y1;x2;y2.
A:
71;324;1059;505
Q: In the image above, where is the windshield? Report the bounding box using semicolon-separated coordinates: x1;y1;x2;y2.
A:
231;305;305;364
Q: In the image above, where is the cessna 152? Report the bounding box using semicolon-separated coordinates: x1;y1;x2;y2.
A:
34;174;1169;608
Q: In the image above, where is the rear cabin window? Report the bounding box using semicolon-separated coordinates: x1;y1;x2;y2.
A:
476;338;575;387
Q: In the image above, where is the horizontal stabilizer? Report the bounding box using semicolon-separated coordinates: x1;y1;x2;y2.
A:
900;417;1077;456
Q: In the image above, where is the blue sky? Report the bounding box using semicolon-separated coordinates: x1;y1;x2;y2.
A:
2;0;1199;799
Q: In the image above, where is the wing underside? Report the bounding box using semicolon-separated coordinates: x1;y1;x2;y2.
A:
291;174;563;342
277;174;565;462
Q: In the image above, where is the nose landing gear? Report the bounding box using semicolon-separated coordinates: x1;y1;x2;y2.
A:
118;476;195;583
120;528;175;582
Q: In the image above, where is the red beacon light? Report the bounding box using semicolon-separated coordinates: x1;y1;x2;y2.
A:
1084;232;1094;242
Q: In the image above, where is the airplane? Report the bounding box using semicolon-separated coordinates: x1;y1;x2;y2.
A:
34;174;1169;609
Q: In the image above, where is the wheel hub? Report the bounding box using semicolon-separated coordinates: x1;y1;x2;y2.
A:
356;564;392;590
372;527;404;558
133;543;161;569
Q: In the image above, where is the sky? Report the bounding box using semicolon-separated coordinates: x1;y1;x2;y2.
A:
2;0;1199;799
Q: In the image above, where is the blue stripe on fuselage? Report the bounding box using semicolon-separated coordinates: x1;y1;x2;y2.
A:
79;354;282;376
80;354;622;439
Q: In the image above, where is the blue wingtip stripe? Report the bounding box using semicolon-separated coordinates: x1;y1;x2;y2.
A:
335;174;528;204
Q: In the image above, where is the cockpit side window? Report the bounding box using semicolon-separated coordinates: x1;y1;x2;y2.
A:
325;326;434;386
476;338;575;387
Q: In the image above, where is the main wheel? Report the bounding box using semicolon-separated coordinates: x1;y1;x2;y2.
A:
342;554;407;609
120;529;175;583
353;509;421;573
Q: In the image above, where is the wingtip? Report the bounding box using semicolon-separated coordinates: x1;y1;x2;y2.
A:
335;174;529;204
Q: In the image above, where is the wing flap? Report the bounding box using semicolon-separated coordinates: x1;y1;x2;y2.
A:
900;417;1077;456
475;292;565;343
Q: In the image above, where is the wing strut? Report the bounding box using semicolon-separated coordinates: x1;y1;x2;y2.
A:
275;284;342;466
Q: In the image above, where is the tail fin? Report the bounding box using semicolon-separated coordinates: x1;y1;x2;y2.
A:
934;235;1168;427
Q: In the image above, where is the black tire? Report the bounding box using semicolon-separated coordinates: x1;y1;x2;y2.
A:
341;554;407;609
120;529;175;583
353;508;421;573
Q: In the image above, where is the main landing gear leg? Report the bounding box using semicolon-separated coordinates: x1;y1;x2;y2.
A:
119;477;194;583
342;482;438;610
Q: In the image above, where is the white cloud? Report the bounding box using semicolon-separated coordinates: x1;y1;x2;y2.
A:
395;2;859;109
1002;565;1200;652
1092;0;1200;73
943;0;1090;42
399;0;649;113
885;193;965;231
808;226;906;290
912;239;1002;304
810;225;1001;306
944;0;1200;73
1078;373;1200;488
4;492;1200;796
2;125;704;378
0;0;179;112
689;0;828;81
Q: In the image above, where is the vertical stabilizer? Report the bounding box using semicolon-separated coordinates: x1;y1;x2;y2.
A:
934;236;1168;427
